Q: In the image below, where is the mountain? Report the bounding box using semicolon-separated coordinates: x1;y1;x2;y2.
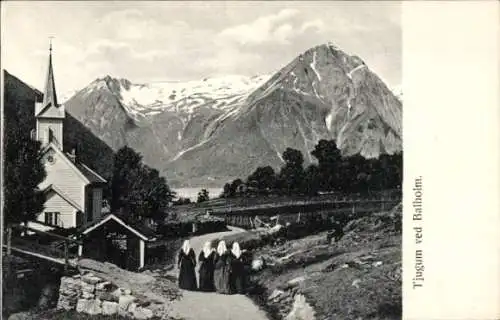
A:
3;70;115;182
64;43;402;187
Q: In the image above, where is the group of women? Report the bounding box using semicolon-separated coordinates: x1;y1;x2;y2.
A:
177;239;247;294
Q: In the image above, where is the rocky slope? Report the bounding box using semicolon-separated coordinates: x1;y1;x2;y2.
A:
63;42;402;187
245;204;402;320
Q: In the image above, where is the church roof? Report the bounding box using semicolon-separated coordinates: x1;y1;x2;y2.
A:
73;161;107;184
42;184;83;212
41;143;107;185
42;43;58;108
35;42;63;118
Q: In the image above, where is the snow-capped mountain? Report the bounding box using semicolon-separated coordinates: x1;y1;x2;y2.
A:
64;42;402;187
76;74;270;119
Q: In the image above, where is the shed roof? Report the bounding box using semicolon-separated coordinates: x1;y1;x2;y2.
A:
77;213;156;241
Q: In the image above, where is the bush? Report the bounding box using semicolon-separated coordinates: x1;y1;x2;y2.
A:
173;197;192;205
197;189;209;203
193;220;227;235
156;221;193;239
145;238;184;270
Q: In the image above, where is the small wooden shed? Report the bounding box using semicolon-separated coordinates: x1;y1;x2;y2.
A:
76;213;156;271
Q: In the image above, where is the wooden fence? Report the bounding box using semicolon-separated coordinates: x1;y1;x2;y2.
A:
3;225;81;270
214;198;401;230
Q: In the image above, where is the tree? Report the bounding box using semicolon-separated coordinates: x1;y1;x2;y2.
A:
383;152;403;189
197;189;210;203
371;155;389;191
346;154;369;193
4;98;47;225
311;140;342;191
111;146;174;221
277;148;305;195
247;166;276;194
336;156;356;194
365;153;402;192
221;179;246;198
311;140;342;166
174;197;192;205
138;166;175;222
231;179;244;196
111;146;144;216
393;152;403;188
221;183;232;198
301;164;320;196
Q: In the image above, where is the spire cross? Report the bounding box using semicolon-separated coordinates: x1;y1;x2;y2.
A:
49;36;54;52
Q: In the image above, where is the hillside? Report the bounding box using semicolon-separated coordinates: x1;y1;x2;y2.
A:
2;70;114;181
227;204;402;320
64;42;402;187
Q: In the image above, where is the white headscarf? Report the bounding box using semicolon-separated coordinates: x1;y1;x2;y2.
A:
203;241;213;258
231;242;242;259
217;241;227;256
182;240;191;254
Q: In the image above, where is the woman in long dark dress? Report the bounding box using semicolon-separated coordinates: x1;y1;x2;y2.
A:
213;241;233;294
198;241;216;292
177;240;197;291
230;242;246;294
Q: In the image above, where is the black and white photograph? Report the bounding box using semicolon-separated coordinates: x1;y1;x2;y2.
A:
1;1;460;319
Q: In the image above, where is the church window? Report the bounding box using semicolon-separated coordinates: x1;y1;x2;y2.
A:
48;128;54;143
45;212;60;226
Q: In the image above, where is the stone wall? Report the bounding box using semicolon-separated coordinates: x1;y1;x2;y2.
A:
57;272;167;319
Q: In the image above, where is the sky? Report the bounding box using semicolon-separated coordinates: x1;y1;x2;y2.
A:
1;1;401;99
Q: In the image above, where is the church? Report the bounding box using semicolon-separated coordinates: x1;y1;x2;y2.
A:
32;44;107;230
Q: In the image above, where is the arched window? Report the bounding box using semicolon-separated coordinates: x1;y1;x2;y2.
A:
48;128;54;143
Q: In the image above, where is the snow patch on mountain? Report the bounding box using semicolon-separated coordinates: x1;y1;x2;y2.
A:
310;51;322;81
325;113;333;131
170;138;210;162
289;72;311;97
114;74;270;117
346;85;355;117
347;64;366;80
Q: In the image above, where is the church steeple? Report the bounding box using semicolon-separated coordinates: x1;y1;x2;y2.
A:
35;39;65;149
42;39;58;108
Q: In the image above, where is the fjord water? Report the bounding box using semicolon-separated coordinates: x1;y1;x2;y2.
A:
174;187;223;202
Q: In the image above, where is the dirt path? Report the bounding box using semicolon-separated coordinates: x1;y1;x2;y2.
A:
166;227;269;320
